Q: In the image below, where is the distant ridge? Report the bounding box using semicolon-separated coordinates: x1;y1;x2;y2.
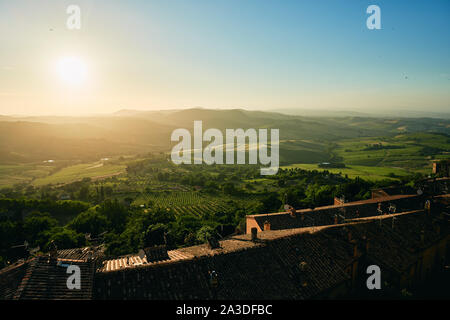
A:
0;107;449;163
273;108;450;119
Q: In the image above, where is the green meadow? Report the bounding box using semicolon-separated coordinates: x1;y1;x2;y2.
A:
32;162;126;186
281;163;417;181
333;133;449;169
0;164;55;188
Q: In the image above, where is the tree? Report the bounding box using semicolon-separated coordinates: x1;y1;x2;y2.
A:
100;185;105;201
223;182;236;195
0;220;19;255
260;193;282;213
67;208;108;236
143;223;167;247
49;228;85;249
104;186;113;197
23;211;58;247
196;226;216;243
78;185;90;201
98;199;129;233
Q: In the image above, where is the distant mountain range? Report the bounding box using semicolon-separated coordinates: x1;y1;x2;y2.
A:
0;108;449;164
272;108;450;119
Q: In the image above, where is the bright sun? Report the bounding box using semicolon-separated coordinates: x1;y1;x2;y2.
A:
56;57;88;86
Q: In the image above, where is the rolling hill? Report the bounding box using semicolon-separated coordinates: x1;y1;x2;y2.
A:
0;108;448;166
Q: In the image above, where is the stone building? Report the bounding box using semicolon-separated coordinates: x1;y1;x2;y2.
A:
433;160;450;177
0;194;448;300
246;194;422;234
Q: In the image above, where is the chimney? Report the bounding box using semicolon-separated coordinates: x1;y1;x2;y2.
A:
334;197;345;206
334;214;338;224
425;200;431;214
207;236;220;249
86;250;93;261
289;207;296;218
48;240;58;264
144;245;169;263
264;220;271;231
251;227;258;241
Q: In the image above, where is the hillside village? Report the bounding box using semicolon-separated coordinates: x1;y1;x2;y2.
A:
1;0;450;305
1;175;448;300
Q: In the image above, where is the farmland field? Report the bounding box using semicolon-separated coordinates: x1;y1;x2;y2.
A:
32;162;126;186
332;133;450;170
131;189;261;217
0;164;55;188
1;124;448;263
281;163;418;181
280;133;450;181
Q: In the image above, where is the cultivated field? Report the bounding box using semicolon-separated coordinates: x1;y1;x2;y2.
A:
32;162;126;186
281;163;418;181
0;164;55;188
333;133;449;170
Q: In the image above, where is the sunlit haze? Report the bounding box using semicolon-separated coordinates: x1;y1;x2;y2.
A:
0;0;449;116
56;57;89;86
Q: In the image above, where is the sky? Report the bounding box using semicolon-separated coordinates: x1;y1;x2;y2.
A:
0;0;449;116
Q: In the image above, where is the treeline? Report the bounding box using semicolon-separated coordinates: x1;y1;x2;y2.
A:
1;178;116;205
0;197;248;267
0;198;89;223
0;199;90;267
0;159;427;269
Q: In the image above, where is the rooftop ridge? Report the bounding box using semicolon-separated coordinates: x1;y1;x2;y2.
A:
0;258;29;276
98;241;266;274
246;194;418;218
98;208;431;275
12;257;37;300
345;209;425;222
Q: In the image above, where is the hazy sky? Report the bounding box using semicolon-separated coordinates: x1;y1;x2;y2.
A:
0;0;449;115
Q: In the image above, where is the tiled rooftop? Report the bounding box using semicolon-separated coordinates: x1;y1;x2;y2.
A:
0;247;100;300
246;194;422;233
12;256;95;300
94;203;448;299
248;194;418;219
1;190;448;300
0;259;29;300
57;247;95;260
100;249;194;272
94;233;354;300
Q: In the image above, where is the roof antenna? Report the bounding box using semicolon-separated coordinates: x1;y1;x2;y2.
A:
138;249;146;264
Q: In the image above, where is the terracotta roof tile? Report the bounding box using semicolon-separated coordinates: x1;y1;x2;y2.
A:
14;256;95;300
247;194;422;232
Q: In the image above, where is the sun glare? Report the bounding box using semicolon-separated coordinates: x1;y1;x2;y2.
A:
56;56;88;86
